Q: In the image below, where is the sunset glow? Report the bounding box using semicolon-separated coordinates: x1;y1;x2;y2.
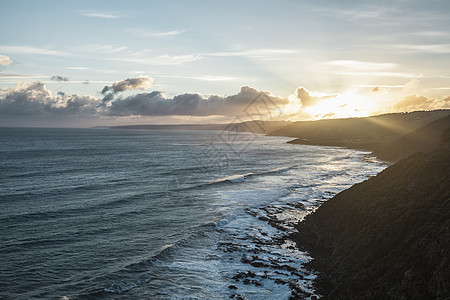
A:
0;0;449;127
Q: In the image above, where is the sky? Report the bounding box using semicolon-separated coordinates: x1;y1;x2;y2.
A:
1;0;450;127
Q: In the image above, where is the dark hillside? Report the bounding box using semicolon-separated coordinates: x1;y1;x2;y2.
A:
294;151;450;299
270;110;450;150
372;115;450;161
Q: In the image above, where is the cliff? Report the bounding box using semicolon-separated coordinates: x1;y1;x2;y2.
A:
372;115;450;161
270;110;450;152
294;150;450;299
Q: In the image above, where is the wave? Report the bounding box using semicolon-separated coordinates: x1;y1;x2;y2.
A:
95;219;230;296
209;166;294;185
214;173;254;183
163;165;295;198
0;190;167;223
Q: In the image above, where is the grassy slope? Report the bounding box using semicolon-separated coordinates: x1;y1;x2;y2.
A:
294;151;450;299
372;115;450;161
269;110;450;151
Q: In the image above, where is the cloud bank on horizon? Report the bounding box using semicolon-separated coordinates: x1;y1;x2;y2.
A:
0;77;449;127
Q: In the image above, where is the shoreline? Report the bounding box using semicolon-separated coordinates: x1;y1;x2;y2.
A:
291;151;449;298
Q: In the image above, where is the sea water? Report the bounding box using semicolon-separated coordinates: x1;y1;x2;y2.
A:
0;128;386;299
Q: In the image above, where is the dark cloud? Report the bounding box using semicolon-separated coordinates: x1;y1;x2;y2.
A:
394;94;450;112
101;77;153;94
101;77;153;105
0;82;288;120
0;82;100;117
51;75;69;82
372;86;381;92
296;87;337;107
3;81;448;127
107;86;288;117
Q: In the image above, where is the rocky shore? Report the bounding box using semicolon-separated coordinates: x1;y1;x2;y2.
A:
293;151;450;299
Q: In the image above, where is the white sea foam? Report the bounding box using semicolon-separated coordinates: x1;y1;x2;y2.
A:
1;129;387;299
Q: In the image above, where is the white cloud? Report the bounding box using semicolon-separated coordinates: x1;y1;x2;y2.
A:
207;49;297;60
112;54;202;65
80;10;123;19
395;44;450;54
0;73;28;78
0;45;68;56
295;87;338;107
130;29;187;37
394;95;450;112
0;82;100;117
327;60;397;70
430;87;450;90
187;76;238;82
0;54;14;66
353;84;406;88
413;30;449;37
75;44;129;54
403;79;420;92
334;71;422;78
157;74;256;82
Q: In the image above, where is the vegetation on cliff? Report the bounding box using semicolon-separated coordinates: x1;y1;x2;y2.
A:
294;151;450;299
372;115;450;161
269;110;449;155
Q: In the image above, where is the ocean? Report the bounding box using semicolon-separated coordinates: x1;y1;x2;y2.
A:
0;128;386;299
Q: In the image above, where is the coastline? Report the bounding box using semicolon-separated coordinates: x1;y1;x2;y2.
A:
100;113;450;298
267;113;450;298
3;110;447;298
290;148;449;298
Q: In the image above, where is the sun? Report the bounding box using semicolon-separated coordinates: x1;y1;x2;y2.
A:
305;91;376;119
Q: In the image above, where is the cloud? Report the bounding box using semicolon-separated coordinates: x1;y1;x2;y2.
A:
112;54;201;65
353;84;405;88
0;73;29;78
328;60;421;79
0;82;100;117
101;77;153;103
0;45;68;56
130;29;187;37
2;81;447;127
394;95;450;112
80;10;122;19
403;79;420;92
107;86;288;117
334;71;421;78
51;75;69;82
395;44;450;54
327;60;397;70
157;74;256;82
295;87;337;107
75;44;129;54
0;82;288;121
0;54;13;66
207;49;296;60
